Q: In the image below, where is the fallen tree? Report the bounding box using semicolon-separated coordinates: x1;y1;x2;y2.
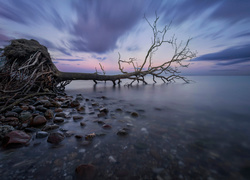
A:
0;15;196;100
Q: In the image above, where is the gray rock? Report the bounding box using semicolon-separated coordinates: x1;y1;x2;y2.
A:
36;131;48;138
19;111;32;122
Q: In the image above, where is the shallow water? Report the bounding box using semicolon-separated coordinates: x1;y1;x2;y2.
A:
1;76;250;179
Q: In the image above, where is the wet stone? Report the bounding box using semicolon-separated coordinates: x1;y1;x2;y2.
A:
54;108;63;112
80;122;86;127
5;111;18;118
21;105;29;111
30;115;47;127
131;112;139;118
54;117;64;123
75;135;83;139
71;100;80;108
1;117;19;126
97;112;106;118
42;124;59;131
44;109;54;119
12;107;23;114
55;112;67;118
3;130;31;147
19;111;32;123
117;129;128;136
35;105;47;112
76;94;84;101
47;132;65;144
36;131;49;138
73;116;83;121
24;127;38;133
85;133;96;141
102;124;112;129
77;106;85;112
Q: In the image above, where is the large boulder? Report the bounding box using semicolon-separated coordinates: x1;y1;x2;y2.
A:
2;130;31;147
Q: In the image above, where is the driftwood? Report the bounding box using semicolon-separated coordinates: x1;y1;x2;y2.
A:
0;15;196;112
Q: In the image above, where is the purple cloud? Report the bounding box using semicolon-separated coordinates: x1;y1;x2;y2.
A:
194;44;250;65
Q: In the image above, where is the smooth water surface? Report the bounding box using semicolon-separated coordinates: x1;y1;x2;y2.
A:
1;76;250;179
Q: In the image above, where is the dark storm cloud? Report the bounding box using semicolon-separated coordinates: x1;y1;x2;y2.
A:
194;44;250;65
0;0;68;31
0;0;250;56
70;0;146;53
161;0;250;25
233;32;250;39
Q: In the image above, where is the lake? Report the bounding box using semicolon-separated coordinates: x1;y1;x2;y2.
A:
1;76;250;179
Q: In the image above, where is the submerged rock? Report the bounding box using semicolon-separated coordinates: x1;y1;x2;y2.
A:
73;116;83;121
75;164;96;180
130;112;139;118
47;132;65;144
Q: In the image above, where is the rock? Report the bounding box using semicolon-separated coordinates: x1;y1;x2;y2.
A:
64;131;75;137
75;164;96;180
97;112;106;118
102;124;112;129
141;127;149;134
131;112;139;118
76;94;84;101
36;131;49;138
0;125;14;140
54;108;63;112
21;105;29;111
108;156;117;163
42;124;59;131
55;112;67;118
117;128;128;136
80;122;86;127
50;100;61;107
71;100;80;108
3;130;31;147
47;132;65;144
91;102;98;106
75;135;83;139
19;111;32;123
115;108;123;113
54;117;64;123
40;100;52;107
30;115;47;126
5;111;18;118
73;116;84;121
12;107;23;113
99;107;108;114
1;117;19;126
85;133;96;141
77;106;85;112
24;127;38;133
35;105;47;112
44;109;54;119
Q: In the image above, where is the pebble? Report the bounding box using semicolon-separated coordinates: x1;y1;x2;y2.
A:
108;156;117;163
36;131;49;138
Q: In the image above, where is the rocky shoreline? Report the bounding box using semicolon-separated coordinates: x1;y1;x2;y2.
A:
0;92;139;179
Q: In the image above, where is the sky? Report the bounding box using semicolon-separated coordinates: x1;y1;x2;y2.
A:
0;0;250;75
